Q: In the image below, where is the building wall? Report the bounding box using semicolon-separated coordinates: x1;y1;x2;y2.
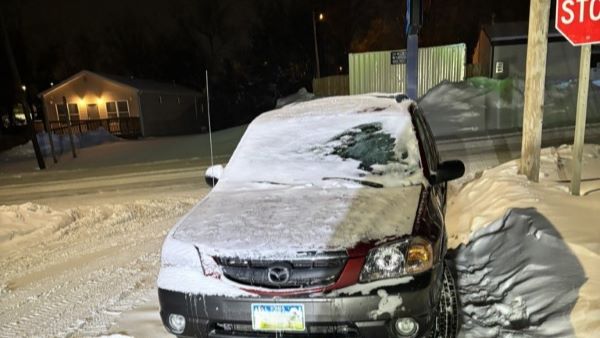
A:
139;92;202;136
492;41;580;81
349;44;466;97
42;72;140;121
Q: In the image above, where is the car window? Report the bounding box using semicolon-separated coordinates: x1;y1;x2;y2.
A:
414;112;439;173
328;122;413;175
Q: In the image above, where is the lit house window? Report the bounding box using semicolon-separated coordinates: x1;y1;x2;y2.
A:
117;100;130;117
68;103;80;121
87;104;100;119
55;103;68;122
106;101;118;118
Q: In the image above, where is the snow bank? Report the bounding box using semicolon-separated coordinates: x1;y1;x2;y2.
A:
447;144;600;336
0;203;72;244
275;88;315;108
453;209;585;337
419;77;600;138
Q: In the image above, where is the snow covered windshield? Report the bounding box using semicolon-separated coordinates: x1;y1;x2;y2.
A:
216;96;425;190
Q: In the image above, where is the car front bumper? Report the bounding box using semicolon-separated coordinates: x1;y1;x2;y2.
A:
158;265;442;338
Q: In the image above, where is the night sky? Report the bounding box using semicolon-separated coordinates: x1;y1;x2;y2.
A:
1;0;532;129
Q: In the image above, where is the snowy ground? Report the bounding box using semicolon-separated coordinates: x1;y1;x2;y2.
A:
0;127;245;338
1;122;600;337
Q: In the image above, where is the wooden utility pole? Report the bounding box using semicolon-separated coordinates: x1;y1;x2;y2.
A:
520;0;551;182
570;45;592;195
0;11;46;170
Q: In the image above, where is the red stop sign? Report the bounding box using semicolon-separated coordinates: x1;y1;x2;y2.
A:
556;0;600;45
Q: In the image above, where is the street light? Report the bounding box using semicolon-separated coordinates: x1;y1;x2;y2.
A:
312;11;323;78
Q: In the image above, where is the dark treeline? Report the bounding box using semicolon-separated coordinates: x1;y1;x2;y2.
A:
0;0;530;131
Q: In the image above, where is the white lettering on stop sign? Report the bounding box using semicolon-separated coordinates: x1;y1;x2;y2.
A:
561;0;600;24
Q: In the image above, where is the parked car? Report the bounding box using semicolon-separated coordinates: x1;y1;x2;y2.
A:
158;94;464;338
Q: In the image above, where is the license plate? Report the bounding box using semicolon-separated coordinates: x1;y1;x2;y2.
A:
251;303;305;332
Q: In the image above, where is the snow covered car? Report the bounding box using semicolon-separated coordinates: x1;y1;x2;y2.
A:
158;95;465;338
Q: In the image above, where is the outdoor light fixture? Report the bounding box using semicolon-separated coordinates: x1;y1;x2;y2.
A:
168;313;186;334
395;317;418;336
319;13;325;21
21;85;26;92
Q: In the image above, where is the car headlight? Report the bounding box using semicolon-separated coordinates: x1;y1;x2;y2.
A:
359;237;433;283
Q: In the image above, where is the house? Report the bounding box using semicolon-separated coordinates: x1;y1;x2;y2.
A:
39;70;204;137
472;22;584;81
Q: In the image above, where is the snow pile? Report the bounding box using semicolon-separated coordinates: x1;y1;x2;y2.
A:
275;87;315;108
453;209;585;337
447;144;600;336
419;77;600;138
0;203;72;245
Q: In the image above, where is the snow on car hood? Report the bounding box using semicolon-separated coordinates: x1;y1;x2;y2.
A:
173;185;423;258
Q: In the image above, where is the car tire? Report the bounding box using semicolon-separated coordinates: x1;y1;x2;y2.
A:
430;264;460;338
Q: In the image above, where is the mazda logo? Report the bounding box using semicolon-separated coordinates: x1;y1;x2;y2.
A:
267;266;290;284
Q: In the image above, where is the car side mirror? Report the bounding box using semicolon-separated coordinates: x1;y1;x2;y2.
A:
432;160;465;184
205;165;224;187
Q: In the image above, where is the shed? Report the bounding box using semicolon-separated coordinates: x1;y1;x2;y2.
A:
473;22;581;81
349;43;466;98
39;70;203;137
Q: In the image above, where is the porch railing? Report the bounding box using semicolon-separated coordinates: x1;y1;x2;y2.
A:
47;117;141;138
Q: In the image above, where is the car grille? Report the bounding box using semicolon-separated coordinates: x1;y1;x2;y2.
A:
215;253;347;289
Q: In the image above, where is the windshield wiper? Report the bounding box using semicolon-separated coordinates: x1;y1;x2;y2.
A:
322;177;384;188
251;180;296;186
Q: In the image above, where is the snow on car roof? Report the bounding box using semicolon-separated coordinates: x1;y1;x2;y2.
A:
215;95;425;191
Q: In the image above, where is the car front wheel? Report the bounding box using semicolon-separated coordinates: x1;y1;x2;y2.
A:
430;264;460;338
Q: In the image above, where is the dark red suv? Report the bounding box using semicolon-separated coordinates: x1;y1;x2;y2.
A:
158;95;464;338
